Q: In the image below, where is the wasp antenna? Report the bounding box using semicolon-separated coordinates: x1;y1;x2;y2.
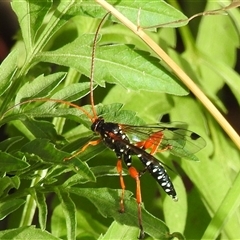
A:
1;98;93;120
90;12;111;121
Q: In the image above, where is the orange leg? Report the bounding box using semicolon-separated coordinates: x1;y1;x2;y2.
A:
117;159;125;213
128;166;144;239
64;139;101;161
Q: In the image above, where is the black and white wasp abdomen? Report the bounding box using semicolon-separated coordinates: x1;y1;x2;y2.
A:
127;145;177;201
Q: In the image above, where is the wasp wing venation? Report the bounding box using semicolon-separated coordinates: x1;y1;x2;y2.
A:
120;124;206;160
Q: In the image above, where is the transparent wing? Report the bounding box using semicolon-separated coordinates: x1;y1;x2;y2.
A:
121;123;206;161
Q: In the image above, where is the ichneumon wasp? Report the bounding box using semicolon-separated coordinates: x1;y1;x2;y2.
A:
2;12;206;239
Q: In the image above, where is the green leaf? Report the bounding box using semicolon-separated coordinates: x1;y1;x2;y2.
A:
33;189;47;230
43;166;70;184
0;82;91;126
35;35;188;95
103;84;174;122
0;136;24;151
99;221;139;240
55;187;76;240
96;103;146;125
0;199;25;220
199;51;240;106
21;139;95;183
0;152;29;172
15;72;66;104
184;188;211;239
68;187;172;239
196;2;238;67
51;203;106;239
0;48;18;98
11;0;52;53
202;171;240;239
35;0;76;50
0;226;60;240
62;171;96;187
0;176;20;198
20;138;74;164
27;82;91;115
21;119;63;141
74;0;187;28
110;0;187;28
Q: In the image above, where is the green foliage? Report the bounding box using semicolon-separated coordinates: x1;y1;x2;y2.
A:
0;0;239;239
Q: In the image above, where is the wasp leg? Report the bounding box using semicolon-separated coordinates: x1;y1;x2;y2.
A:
128;166;145;239
64;139;101;161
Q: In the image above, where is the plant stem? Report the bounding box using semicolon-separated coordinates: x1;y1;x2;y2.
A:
19;169;48;227
95;0;240;150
